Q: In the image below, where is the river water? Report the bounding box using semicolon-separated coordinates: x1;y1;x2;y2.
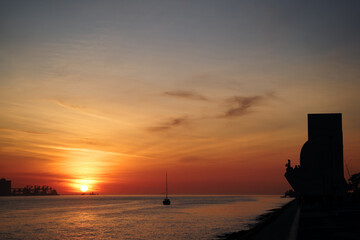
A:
0;195;291;239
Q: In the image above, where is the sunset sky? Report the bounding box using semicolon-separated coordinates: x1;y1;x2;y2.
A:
1;0;360;194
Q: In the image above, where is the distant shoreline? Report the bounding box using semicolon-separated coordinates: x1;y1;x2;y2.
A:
0;194;59;197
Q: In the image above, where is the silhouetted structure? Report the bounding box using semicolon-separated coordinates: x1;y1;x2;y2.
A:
15;185;58;196
0;178;12;196
349;173;360;190
285;113;347;197
283;189;295;198
348;172;360;198
0;178;58;196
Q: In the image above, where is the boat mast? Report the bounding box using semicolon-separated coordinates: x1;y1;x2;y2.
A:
166;172;168;199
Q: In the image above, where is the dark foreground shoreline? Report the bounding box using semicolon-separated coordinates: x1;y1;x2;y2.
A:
218;199;298;240
218;195;360;240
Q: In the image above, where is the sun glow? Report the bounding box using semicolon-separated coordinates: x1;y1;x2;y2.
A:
70;179;97;193
80;185;88;192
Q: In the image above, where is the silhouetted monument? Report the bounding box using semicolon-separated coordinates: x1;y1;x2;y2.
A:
285;113;347;197
0;178;11;196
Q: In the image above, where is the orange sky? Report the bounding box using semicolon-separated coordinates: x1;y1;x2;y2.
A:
1;1;360;194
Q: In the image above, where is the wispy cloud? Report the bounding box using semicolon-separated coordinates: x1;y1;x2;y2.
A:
11;171;74;181
0;128;45;135
147;117;188;132
221;95;265;118
55;100;86;111
149;92;276;131
55;99;112;121
37;144;152;159
178;155;221;164
178;156;205;163
164;91;208;101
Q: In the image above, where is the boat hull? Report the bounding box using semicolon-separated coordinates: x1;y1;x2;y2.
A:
163;198;170;205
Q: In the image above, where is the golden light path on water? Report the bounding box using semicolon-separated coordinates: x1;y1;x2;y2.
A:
0;195;292;239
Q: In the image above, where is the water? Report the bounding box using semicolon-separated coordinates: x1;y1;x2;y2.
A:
0;195;291;240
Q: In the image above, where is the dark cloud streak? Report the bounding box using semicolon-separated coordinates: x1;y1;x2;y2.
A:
164;91;208;101
222;96;264;118
149;92;275;132
148;117;188;132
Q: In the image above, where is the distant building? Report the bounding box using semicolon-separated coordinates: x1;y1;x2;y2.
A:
0;178;12;196
285;113;347;196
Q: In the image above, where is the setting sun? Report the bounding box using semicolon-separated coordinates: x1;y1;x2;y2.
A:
80;185;88;192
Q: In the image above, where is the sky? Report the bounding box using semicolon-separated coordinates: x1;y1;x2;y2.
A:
1;0;360;194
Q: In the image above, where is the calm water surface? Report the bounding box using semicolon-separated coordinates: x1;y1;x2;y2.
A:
0;195;291;239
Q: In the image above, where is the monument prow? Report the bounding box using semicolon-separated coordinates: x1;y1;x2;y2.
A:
285;113;347;197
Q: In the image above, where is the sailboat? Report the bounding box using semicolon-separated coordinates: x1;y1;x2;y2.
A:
163;172;171;205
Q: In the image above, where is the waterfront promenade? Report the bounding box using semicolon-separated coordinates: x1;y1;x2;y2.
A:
222;197;360;240
220;199;298;240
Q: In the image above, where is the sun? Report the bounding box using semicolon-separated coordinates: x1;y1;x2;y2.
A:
80;185;88;192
